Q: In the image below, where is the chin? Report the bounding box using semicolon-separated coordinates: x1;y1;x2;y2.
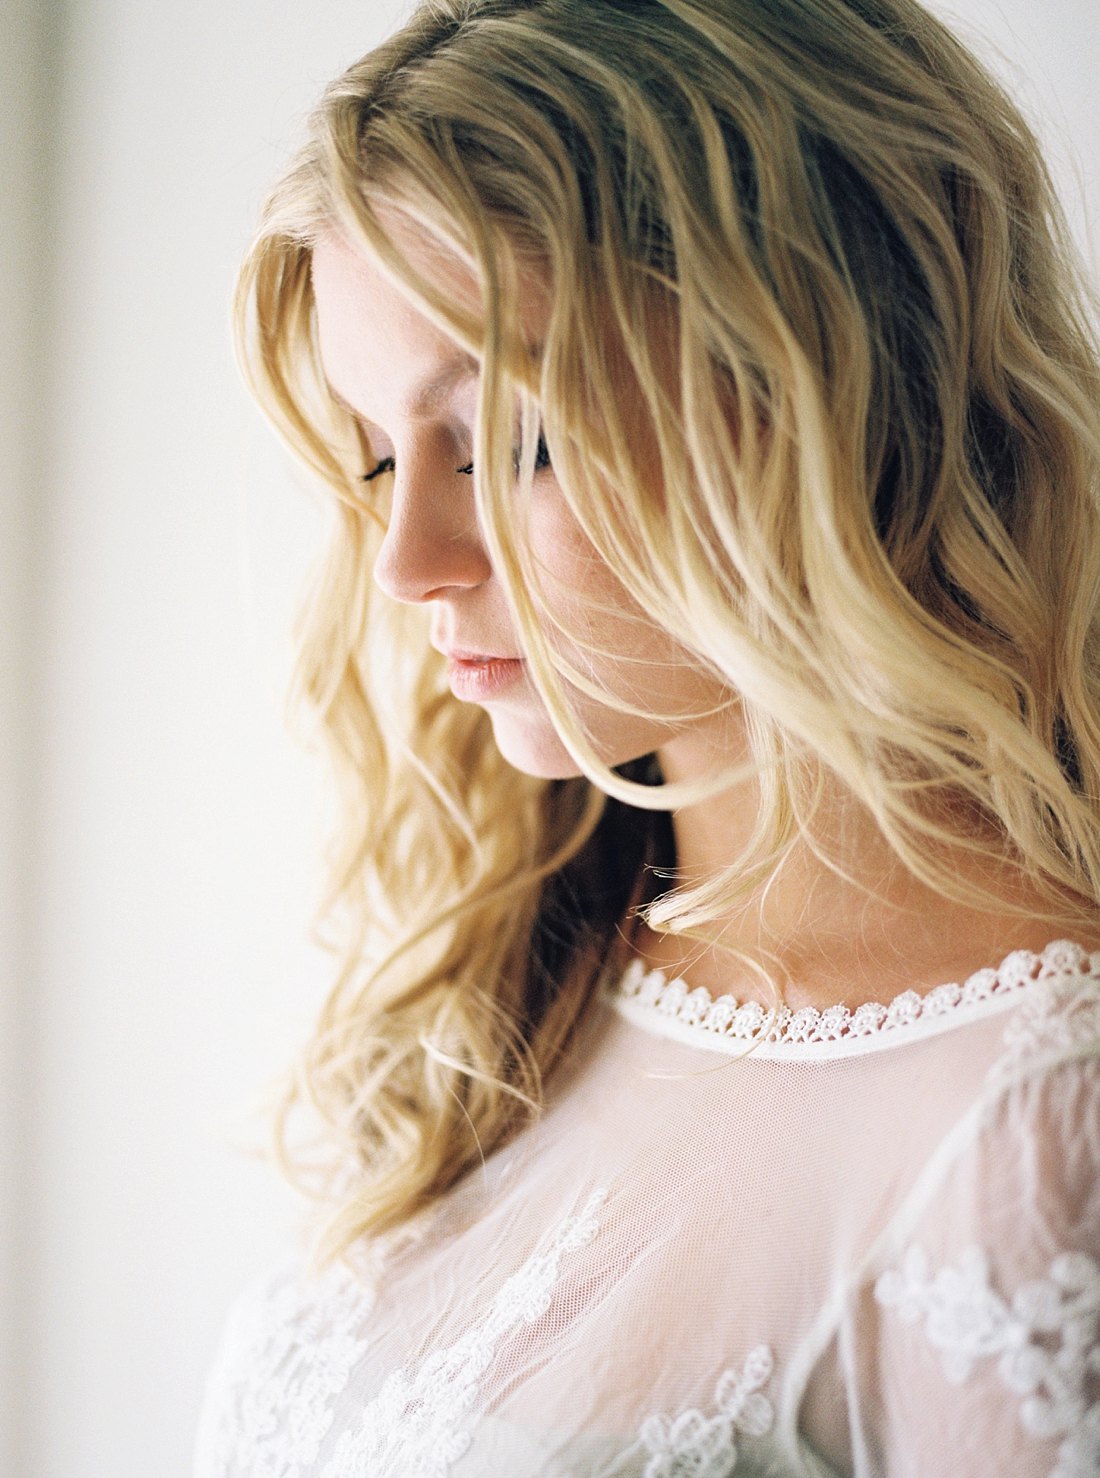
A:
489;720;585;780
488;713;664;783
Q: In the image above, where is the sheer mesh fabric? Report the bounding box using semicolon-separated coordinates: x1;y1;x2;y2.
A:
194;939;1100;1477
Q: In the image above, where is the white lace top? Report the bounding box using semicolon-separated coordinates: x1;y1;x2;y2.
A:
194;939;1100;1477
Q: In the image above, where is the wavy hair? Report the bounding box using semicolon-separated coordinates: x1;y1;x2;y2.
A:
234;0;1100;1263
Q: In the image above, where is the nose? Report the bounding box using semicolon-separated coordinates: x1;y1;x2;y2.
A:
371;448;493;604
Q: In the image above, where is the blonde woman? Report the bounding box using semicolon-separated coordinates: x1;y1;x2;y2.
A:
196;0;1100;1472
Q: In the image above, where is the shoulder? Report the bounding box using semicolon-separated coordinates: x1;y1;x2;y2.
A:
878;939;1100;1267
863;945;1100;1476
990;938;1100;1078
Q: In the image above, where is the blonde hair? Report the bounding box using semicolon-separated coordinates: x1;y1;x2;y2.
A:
235;0;1100;1262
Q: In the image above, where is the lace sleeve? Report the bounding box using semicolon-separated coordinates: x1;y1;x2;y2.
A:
869;1023;1100;1478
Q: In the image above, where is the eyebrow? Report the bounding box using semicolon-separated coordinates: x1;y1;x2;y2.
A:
325;354;479;427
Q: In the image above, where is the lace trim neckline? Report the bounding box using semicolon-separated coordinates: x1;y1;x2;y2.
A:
602;937;1100;1061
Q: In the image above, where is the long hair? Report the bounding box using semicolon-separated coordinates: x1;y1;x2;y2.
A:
234;0;1100;1263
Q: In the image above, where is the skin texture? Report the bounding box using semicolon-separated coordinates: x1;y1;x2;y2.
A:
311;217;1100;1010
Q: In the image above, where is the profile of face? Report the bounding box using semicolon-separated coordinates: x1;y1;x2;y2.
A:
310;215;735;783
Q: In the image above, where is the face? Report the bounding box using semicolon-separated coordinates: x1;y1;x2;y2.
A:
310;216;736;783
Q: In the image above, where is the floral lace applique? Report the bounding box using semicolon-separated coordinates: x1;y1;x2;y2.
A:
319;1188;607;1478
991;942;1100;1084
596;1345;775;1478
874;1244;1100;1478
199;1260;378;1478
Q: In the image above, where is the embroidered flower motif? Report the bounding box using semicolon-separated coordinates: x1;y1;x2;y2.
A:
885;990;924;1027
704;997;738;1032
639;1409;734;1478
875;1246;1023;1383
994;947;1100;1081
658;980;688;1016
728;1000;764;1036
924;981;963;1015
787;1007;821;1043
636;1345;775;1478
197;1262;377;1478
849;1002;887;1036
320;1189;607;1478
638;970;666;1007
875;1244;1100;1478
681;987;713;1026
817;1003;851;1041
714;1345;775;1437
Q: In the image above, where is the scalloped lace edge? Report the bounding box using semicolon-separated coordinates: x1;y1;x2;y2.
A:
605;938;1100;1054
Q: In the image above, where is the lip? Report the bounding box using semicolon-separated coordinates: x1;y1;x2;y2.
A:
444;646;521;661
446;653;525;701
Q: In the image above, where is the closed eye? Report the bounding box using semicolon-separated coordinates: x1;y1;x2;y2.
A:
362;434;552;484
362;456;396;484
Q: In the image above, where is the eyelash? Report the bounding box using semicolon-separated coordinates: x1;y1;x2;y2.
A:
361;434;552;484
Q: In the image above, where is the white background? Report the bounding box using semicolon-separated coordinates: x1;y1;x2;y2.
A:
0;1;1095;1474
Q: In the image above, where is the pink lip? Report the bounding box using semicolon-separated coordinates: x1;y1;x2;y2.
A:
446;653;525;700
444;647;521;662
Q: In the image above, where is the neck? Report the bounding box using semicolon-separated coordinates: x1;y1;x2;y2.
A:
626;730;1097;1011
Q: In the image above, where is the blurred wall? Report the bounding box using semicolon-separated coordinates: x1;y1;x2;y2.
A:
1;2;57;1473
1;1;1095;1474
3;2;412;1475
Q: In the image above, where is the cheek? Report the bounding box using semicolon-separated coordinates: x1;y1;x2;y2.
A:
513;497;725;727
525;501;629;630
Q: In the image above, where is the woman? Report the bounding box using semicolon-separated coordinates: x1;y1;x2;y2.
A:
196;0;1100;1472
